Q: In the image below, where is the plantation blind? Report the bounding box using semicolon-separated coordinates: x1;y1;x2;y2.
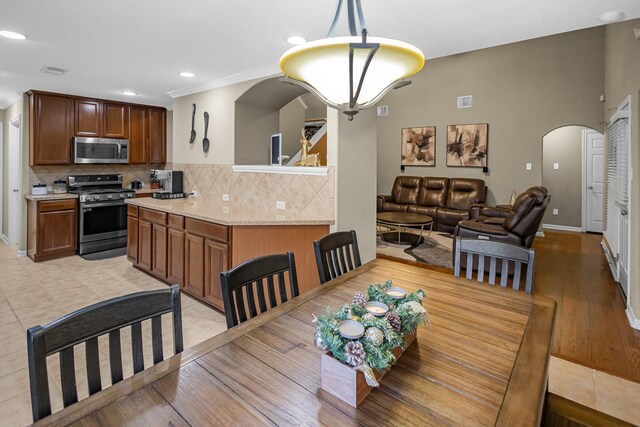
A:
604;116;629;255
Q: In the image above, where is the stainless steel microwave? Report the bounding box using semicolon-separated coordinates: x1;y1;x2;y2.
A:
74;137;129;164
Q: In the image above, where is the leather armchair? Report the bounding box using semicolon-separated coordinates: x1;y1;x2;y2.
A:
455;186;550;248
406;177;449;218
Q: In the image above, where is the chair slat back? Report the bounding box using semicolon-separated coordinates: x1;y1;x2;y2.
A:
314;230;362;284
27;285;183;422
454;237;536;293
220;252;299;329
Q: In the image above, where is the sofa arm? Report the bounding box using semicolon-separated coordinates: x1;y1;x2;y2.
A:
456;220;509;236
480;205;511;218
377;195;393;212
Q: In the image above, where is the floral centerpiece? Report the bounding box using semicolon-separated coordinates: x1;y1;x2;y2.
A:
314;280;428;387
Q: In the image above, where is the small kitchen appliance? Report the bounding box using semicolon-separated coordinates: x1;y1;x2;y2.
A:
152;170;184;194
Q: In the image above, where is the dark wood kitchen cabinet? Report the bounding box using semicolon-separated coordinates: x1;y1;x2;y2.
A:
148;107;166;164
203;239;228;309
102;102;129;138
28;90;166;166
28;91;74;166
128;105;148;164
74;99;101;136
167;214;185;286
127;206;139;263
27;197;77;262
136;207;168;280
184;233;205;298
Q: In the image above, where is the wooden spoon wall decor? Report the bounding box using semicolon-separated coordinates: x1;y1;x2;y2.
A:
189;103;196;144
203;112;210;153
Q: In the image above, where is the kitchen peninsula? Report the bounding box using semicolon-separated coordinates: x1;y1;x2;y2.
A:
125;197;333;311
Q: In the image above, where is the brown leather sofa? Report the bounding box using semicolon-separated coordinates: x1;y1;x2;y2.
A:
454;186;550;248
377;176;486;232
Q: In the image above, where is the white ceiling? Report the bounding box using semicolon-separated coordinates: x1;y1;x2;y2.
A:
1;0;639;110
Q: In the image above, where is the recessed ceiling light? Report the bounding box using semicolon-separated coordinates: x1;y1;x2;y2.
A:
179;72;195;78
40;66;68;75
122;91;137;96
0;30;27;40
286;35;306;45
599;10;624;23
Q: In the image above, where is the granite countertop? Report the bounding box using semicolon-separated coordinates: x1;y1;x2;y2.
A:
125;197;334;226
24;193;78;201
134;188;159;195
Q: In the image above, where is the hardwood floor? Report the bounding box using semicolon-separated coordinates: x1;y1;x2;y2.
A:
533;231;640;383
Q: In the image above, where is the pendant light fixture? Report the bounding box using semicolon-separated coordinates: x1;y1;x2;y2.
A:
279;0;425;120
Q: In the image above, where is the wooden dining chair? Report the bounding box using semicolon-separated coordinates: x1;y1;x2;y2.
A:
454;237;536;293
314;230;362;284
27;285;183;422
220;252;299;329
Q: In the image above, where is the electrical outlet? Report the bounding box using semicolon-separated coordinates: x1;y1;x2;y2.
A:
276;200;286;210
526;163;532;171
553;163;559;170
552;208;559;216
192;190;198;198
222;193;230;202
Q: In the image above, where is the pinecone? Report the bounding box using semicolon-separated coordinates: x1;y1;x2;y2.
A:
344;341;366;366
365;327;384;346
385;312;402;332
352;291;369;307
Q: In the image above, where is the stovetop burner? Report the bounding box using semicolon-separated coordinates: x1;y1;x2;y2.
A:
70;188;133;195
68;174;135;203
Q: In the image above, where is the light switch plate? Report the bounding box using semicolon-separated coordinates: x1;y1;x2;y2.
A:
526;163;532;170
553;163;559;170
222;193;230;201
276;200;286;210
552;208;559;216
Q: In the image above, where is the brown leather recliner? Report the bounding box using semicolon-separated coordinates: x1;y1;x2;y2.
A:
454;186;550;248
377;176;421;213
436;178;487;233
406;177;449;218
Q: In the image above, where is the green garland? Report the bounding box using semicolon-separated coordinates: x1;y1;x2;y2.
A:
314;280;428;384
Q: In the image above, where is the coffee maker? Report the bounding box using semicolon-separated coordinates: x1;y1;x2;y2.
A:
151;170;185;199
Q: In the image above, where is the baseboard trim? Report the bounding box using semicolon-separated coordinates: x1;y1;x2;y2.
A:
16;250;26;257
542;224;583;233
536;231;545;237
625;306;640;330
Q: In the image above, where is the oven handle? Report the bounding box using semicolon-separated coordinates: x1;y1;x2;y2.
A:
82;201;127;210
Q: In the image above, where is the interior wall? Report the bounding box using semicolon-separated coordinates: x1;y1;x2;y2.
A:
376;26;605;206
302;93;326;120
166;110;174;163
279;98;305;163
172;76;269;165
331;107;377;263
542;126;590;228
235;102;278;164
604;18;640;323
2;97;25;240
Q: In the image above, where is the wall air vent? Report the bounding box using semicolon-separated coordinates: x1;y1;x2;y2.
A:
457;95;473;108
377;105;389;116
40;66;68;76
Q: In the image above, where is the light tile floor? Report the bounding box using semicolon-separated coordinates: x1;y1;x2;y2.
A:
0;242;227;427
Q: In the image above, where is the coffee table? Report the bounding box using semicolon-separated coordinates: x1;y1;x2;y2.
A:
376;212;434;246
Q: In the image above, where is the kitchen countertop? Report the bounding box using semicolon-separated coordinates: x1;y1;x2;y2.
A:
24;193;78;201
125;197;334;226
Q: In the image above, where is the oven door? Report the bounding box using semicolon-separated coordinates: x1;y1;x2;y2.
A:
79;201;128;243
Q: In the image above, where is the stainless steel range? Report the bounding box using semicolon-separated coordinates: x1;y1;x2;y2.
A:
68;174;135;255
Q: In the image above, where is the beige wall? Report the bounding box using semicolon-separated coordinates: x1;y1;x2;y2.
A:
172;77;269;165
166;110;173;163
279;97;306;162
604;18;640;322
542;126;591;228
2;96;27;243
235;102;279;165
376;27;605;206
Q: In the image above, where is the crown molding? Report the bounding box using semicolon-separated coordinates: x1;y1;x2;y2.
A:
1;92;22;109
167;63;281;99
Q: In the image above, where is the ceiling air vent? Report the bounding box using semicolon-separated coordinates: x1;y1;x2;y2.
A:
40;66;68;76
457;95;473;108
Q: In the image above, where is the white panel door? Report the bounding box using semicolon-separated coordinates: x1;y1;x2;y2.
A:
586;132;604;232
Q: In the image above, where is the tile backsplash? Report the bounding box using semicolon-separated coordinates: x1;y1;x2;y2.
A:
30;163;334;219
29;164;159;190
168;163;334;218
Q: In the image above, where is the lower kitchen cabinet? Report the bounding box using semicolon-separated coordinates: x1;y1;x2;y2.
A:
184;234;205;298
203;239;228;309
167;227;185;286
27;198;78;262
151;224;167;278
126;207;139;263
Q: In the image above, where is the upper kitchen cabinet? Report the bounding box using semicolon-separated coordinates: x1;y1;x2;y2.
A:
102;102;129;138
28;90;166;166
28;91;74;166
74;99;101;136
129;105;148;164
148;107;166;164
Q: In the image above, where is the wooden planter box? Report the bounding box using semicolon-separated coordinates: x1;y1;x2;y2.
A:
320;331;416;407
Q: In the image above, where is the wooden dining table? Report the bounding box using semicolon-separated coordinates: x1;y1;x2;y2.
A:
34;258;556;427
